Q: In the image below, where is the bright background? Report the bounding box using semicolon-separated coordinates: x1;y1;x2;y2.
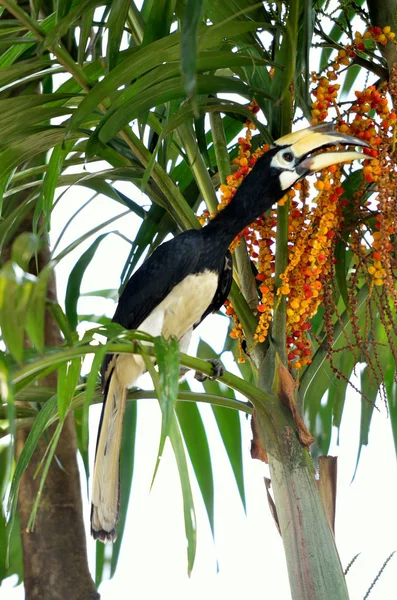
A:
1;5;397;592
2;179;397;600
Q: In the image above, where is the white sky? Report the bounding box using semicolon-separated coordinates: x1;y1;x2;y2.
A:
2;180;397;600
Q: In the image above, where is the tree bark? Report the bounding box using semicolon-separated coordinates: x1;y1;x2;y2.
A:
367;0;397;69
4;230;98;599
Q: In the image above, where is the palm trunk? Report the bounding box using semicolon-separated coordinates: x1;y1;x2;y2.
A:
254;402;349;600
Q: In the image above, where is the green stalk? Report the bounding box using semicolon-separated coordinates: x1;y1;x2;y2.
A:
254;4;350;599
177;123;218;213
272;201;289;365
255;402;349;600
270;0;299;367
13;343;272;406
209;111;230;183
122;127;199;230
11;387;253;415
127;3;145;44
209;111;264;368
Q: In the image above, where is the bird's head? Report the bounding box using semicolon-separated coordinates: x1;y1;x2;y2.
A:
267;122;368;191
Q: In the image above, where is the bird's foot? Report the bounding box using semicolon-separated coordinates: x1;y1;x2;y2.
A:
195;358;224;382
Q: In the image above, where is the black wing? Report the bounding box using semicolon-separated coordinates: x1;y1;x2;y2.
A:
101;230;205;384
112;229;204;329
194;250;233;327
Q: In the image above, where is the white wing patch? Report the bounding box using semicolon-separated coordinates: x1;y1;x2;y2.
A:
116;270;218;388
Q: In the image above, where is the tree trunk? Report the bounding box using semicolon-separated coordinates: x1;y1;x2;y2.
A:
3;233;98;599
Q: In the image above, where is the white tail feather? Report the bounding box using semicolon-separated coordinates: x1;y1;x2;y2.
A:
91;354;146;542
91;370;126;541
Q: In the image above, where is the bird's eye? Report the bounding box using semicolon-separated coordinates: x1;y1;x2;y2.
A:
282;151;294;163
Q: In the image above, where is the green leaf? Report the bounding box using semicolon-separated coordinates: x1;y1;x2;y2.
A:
106;0;130;71
11;232;41;270
52;209;129;265
7;395;58;516
57;357;81;422
0;355;15;500
0;263;35;363
0;128;75;177
48;301;74;346
352;365;377;479
90;74;271;155
175;393;214;537
27;421;64;533
25;266;52;354
334;237;351;311
74;406;90;486
66;21;268;136
142;0;176;46
153;336;180;461
66;32;183;134
82;343;107;451
181;0;204;112
34;144;68;233
169;416;197;574
44;0;104;48
0;450;23;585
110;400;138;576
95;540;105;587
65;233;110;331
197;340;246;510
341;64;361;99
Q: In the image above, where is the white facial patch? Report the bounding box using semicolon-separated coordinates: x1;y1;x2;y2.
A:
270;149;300;190
279;169;300;191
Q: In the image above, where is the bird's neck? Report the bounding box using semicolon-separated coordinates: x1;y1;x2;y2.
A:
202;162;280;252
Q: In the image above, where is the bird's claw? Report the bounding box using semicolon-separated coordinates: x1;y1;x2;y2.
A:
195;358;224;382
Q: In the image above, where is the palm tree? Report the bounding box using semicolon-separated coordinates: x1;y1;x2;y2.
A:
0;1;396;598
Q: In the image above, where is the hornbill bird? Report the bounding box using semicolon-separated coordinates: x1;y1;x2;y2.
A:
91;123;366;542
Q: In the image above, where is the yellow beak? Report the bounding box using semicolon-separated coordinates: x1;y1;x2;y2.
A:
275;122;368;173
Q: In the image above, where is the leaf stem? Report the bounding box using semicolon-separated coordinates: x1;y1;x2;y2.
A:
13;342;272;406
177;122;219;213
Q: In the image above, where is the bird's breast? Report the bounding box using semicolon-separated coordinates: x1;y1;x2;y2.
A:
136;269;219;340
160;270;219;339
107;270;219;390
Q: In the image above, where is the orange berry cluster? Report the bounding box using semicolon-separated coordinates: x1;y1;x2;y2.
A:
225;300;246;362
310;77;340;125
207;22;397;371
367;194;395;287
278;172;345;369
309;27;397;296
351;86;396;131
361;26;396;46
252;212;277;344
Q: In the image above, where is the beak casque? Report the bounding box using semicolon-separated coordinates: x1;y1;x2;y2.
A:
274;122;368;172
298;150;365;173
